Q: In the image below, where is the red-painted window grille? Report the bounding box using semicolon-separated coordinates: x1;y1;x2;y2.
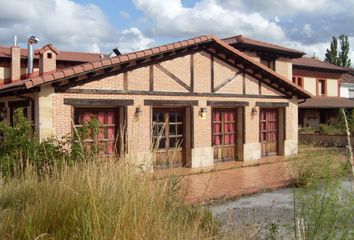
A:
212;110;236;146
74;108;117;155
260;109;278;143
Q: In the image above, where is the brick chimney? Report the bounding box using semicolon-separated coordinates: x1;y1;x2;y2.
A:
10;46;21;82
36;44;60;74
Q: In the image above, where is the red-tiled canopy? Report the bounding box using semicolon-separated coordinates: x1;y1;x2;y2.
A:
299;96;354;108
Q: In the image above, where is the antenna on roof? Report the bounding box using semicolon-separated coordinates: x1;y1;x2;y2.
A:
13;35;17;47
112;48;121;56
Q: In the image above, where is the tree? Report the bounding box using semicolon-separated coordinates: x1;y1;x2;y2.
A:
325;36;339;65
325;35;352;67
339;35;351;67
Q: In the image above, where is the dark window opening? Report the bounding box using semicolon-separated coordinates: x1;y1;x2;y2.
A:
47;52;52;59
152;110;184;150
292;76;303;88
318;79;326;96
260;58;276;71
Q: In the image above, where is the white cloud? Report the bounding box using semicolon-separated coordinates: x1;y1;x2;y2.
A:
0;0;154;54
133;0;286;41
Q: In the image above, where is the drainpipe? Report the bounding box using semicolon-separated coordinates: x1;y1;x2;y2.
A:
298;98;307;104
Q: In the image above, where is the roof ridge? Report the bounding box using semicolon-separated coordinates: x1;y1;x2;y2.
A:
0;34;311;99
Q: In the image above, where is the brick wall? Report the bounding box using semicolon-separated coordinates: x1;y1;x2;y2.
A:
1;49;299;166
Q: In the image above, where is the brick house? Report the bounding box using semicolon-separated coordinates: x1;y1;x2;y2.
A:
292;57;354;128
0;35;310;169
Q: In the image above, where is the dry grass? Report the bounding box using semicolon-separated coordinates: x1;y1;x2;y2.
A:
0;161;220;240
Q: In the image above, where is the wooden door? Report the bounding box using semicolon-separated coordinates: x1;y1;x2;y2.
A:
260;108;278;156
152;109;184;168
212;109;237;162
74;108;119;156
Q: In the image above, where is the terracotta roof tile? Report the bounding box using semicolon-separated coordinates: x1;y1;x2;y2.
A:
83;64;93;71
73;66;84;74
180;41;188;47
151;47;159;54
111;57;121;64
53;71;64;79
223;35;304;58
36;44;60;55
102;59;112;66
293;57;347;72
0;45;105;62
173;42;182;48
299;96;354;108
119;55;128;62
159;46;167;52
136;51;145;58
92;61;103;68
0;34;310;99
166;44;174;50
43;74;55;82
32;77;44;86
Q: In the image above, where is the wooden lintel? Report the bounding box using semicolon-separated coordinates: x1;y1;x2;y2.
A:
207;101;249;107
64;98;134;106
144;99;198;106
256;102;289;107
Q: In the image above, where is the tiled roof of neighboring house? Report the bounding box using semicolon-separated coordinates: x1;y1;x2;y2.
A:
0;35;311;99
292;57;348;72
299;96;354;108
341;73;354;84
223;35;305;58
0;45;105;62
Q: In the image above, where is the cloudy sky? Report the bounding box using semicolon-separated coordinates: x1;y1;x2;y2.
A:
0;0;353;62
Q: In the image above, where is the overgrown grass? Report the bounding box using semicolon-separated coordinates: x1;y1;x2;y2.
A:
0;161;220;240
290;146;354;240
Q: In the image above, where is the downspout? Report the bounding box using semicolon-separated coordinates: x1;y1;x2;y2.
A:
298;98;307;104
15;93;35;125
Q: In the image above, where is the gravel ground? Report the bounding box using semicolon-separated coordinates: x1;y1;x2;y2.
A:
209;177;353;239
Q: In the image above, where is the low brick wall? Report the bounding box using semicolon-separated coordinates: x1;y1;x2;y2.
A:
299;133;352;147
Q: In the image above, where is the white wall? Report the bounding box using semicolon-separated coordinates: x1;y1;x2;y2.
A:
341;82;354;98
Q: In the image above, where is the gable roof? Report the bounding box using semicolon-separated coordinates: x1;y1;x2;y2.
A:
293;57;348;73
0;35;311;99
36;44;60;55
0;45;105;63
223;35;305;58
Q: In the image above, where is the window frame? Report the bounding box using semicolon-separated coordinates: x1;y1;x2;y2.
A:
292;76;304;88
73;107;119;156
317;78;327;96
152;108;184;151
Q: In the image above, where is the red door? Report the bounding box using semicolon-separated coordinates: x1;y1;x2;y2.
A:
260;109;278;156
74;108;118;156
212;109;236;162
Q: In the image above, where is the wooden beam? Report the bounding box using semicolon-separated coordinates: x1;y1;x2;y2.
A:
214;71;242;92
64;98;134;106
155;63;191;91
211;55;215;92
58;88;289;99
190;54;194;92
256;102;289;107
144;99;198;106
123;72;128;90
149;65;154;91
207;101;249;107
